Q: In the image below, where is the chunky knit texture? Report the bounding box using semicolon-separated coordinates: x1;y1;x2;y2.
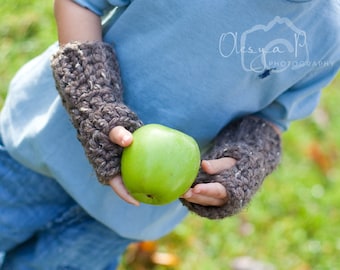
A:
181;116;281;219
51;41;142;184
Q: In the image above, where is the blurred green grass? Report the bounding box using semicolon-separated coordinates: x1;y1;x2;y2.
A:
1;1;339;270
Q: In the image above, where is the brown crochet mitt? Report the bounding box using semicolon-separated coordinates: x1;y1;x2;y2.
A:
51;41;142;184
181;116;281;219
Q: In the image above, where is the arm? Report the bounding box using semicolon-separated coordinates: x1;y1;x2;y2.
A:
51;0;143;185
54;0;102;43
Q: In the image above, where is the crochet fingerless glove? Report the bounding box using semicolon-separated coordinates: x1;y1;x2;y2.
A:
51;41;142;184
181;116;281;219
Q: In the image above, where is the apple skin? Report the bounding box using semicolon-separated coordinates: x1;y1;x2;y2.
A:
121;124;201;205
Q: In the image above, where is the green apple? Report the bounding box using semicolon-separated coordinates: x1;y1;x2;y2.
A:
121;124;201;205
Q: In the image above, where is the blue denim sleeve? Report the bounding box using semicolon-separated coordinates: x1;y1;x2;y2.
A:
72;0;130;16
255;63;340;131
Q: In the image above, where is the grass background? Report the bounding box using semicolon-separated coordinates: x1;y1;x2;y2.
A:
1;1;339;269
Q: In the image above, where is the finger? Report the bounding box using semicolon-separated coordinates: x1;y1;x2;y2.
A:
181;183;226;200
182;191;226;206
181;188;193;199
181;183;228;206
109;126;133;147
192;183;227;199
109;176;140;206
201;157;236;175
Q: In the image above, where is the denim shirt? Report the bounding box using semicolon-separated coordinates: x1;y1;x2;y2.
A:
1;0;339;240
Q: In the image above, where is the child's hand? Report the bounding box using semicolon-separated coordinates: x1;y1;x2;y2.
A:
181;117;281;219
181;158;236;206
109;126;140;206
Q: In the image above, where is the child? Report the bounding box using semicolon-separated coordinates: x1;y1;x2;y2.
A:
0;0;339;269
